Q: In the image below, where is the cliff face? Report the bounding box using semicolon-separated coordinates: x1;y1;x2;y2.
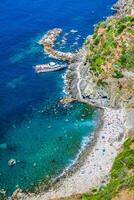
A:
66;0;134;109
61;2;134;200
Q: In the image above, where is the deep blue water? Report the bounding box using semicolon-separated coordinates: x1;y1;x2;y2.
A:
0;0;116;196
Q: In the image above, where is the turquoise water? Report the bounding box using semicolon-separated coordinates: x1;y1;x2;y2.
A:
0;0;116;196
0;102;99;194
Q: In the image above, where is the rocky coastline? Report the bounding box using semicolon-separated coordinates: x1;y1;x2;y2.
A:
9;108;126;200
8;0;134;199
65;0;134;109
113;0;134;15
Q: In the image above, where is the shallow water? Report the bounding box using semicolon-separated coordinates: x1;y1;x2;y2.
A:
0;0;116;195
0;102;99;194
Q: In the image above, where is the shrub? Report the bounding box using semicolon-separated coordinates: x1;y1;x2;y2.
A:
118;47;134;70
93;32;97;39
120;16;134;23
89;44;94;51
91;55;104;66
112;70;124;78
97;80;108;87
94;35;102;45
116;24;126;35
90;55;104;76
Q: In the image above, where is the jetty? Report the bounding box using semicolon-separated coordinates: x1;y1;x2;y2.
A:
35;28;75;73
38;28;75;62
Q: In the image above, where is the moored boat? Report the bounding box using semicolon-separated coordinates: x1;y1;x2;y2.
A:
35;63;66;73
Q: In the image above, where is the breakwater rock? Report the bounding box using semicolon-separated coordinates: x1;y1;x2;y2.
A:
39;28;75;62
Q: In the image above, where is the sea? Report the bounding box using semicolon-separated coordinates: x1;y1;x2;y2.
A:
0;0;116;196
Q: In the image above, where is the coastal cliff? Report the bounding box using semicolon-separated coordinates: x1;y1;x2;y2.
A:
51;0;134;199
65;0;134;109
6;0;134;200
60;0;134;199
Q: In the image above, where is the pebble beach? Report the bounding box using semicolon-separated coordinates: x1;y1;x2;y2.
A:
2;0;132;199
42;108;126;199
12;108;126;200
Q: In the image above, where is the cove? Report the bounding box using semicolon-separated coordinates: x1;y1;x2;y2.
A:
0;0;116;196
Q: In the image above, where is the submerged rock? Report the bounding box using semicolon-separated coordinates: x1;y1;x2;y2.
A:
60;96;76;104
8;159;17;167
33;162;37;167
0;189;6;198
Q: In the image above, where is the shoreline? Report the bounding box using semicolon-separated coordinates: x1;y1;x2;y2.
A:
9;0;132;199
40;108;126;199
10;106;104;200
11;108;126;200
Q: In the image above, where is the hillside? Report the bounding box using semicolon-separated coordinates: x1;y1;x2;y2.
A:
84;15;134;108
59;0;134;199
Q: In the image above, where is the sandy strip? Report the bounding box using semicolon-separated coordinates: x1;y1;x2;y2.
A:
16;108;126;200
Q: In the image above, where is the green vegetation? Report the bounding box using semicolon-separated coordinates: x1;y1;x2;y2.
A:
117;46;134;70
82;137;134;200
60;8;134;200
93;35;102;45
97;80;108;87
112;70;124;79
89;55;104;76
85;15;134;107
86;15;134;77
84;15;134;107
59;137;134;200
